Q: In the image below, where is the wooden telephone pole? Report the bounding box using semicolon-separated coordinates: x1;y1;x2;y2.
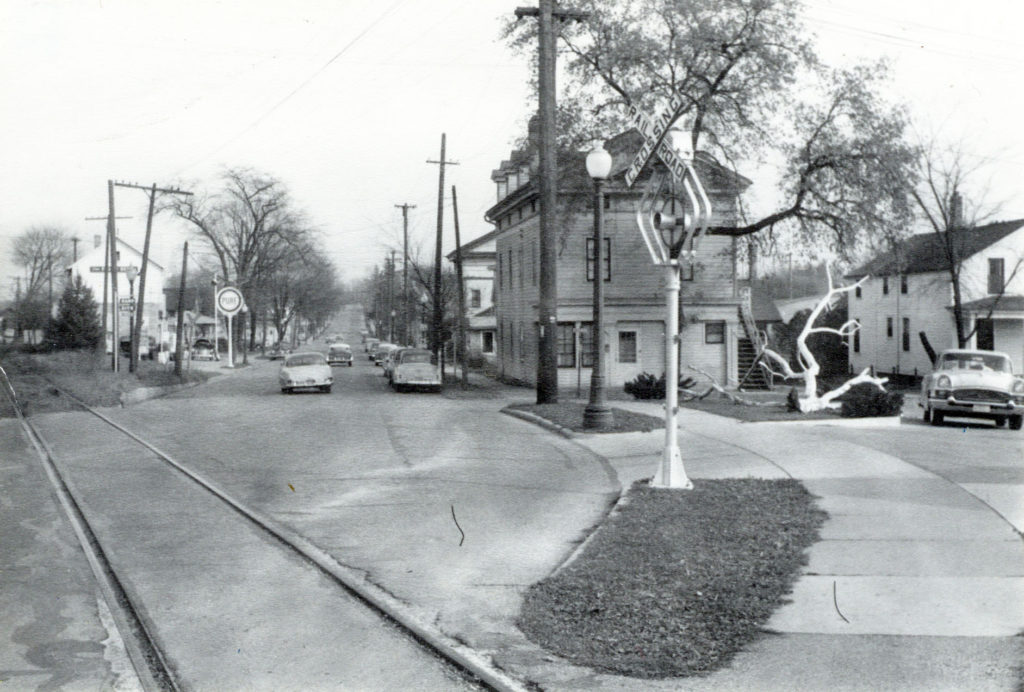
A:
514;1;588;403
427;134;458;369
394;203;416;344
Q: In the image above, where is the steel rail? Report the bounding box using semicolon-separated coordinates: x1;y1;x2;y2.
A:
20;380;528;692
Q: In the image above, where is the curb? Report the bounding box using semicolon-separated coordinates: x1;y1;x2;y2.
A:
501;407;579;438
742;414;902;428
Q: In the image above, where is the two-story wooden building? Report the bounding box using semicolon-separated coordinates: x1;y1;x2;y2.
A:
846;219;1024;376
446;229;497;363
486;129;761;391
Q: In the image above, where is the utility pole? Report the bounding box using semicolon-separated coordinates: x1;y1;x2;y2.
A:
174;242;188;377
85;214;131;363
451;185;469;387
394;203;416;344
114;182;193;374
514;1;588;404
427;134;458;370
388;250;396;342
107;180;119;372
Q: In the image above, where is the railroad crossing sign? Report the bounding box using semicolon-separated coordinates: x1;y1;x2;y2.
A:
216;287;243;316
624;91;686;188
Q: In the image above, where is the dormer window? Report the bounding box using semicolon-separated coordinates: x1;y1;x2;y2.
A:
496;178;508;200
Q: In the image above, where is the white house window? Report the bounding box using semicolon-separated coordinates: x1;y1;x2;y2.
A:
900;274;908;294
883;276;889;295
853;319;860;353
988;258;1005;294
482;331;494;353
470;289;481;308
886;316;893;338
902;317;910;352
585;237;611;281
705;321;725;344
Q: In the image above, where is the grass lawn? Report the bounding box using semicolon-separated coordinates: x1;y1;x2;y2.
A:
519;478;827;678
676;394;840;422
0;347;211;414
507;402;664;433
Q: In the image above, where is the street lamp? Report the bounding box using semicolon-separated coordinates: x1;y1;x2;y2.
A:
583;141;614;431
125;265;139;372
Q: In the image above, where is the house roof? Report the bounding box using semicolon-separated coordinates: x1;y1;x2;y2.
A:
847;219;1024;278
69;236;165;272
749;289;783;323
955;295;1024;314
446;228;497;262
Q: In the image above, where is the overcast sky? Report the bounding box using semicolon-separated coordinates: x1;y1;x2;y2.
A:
2;0;1021;297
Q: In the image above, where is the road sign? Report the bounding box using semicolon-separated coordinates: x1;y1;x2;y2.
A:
118;298;135;311
90;266;130;273
216;286;243;316
624;92;685;188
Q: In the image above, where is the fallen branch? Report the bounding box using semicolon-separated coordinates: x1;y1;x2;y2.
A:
683;364;781;407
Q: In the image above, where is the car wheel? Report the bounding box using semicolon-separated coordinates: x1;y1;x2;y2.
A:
320;385;331;394
930;410;944;426
281;387;290;394
994;417;1006;428
348;362;353;367
1010;415;1023;431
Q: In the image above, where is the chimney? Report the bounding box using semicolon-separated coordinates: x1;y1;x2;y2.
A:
950;191;963;229
94;234;102;248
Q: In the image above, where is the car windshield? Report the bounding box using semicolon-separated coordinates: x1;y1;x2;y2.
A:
940;353;1011;373
286;354;326;367
401;351;433;364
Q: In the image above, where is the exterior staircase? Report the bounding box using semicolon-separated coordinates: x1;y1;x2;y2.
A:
737;289;772;391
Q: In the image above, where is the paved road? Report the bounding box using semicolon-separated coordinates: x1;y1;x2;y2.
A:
22;342;612;689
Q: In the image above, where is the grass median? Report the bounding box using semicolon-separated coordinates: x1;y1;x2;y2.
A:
519;478;827;678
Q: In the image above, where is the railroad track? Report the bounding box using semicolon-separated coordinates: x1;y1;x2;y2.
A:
0;367;524;692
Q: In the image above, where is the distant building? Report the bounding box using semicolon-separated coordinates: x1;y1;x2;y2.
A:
447;229;497;363
846;219;1024;375
66;235;167;353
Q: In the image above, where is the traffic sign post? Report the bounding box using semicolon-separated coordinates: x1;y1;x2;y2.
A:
118;298;136;312
216;287;243;367
625;99;715;491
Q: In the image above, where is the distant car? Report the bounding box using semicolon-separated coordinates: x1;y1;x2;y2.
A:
921;349;1024;429
373;343;398;366
327;343;353;367
326;333;344;344
389;348;441;392
279;352;333;394
365;337;380;355
192;338;215;361
267;343;288;360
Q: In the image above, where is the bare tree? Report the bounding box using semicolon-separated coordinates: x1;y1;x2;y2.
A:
906;140;1020;348
11;225;72;302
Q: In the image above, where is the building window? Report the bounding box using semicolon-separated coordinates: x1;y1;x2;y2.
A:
705;321;725;344
853;319;860;353
470;289;481;308
579;323;594;367
902;317;910;352
508;250;513;289
855;285;861;299
482;331;494;353
497;254;503;290
518;246;524;288
977;319;994;350
531;242;537;286
900;274;908;294
557;323;576;367
603;195;611;210
886;316;893;338
882;276;889;295
586;238;611;281
518;323;525;362
618;331;637;363
988;258;1005;294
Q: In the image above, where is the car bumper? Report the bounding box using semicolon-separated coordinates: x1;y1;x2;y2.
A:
925;396;1021;418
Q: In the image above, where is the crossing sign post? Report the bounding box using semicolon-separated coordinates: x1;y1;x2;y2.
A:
216;287;244;367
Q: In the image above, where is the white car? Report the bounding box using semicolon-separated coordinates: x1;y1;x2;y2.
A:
279;352;333;394
920;349;1024;429
389;348;442;393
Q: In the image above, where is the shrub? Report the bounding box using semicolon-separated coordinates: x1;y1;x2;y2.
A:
785;386;801;412
624;372;665;399
840;384;904;418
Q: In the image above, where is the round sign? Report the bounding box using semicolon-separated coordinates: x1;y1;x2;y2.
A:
217;287;243;316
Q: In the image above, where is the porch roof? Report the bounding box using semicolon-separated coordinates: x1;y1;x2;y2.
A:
953;295;1024;315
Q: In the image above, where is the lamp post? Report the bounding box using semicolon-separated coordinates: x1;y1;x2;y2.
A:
583;142;614;430
125;265;139;373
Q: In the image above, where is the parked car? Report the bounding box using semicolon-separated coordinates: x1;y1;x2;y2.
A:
381;346;409;380
327;343;353;366
365;337;380;355
279;352;333;394
192;338;215;361
389;348;441;392
921;349;1024;429
373;343;398;366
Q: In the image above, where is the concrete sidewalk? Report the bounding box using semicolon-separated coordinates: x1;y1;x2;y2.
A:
501;400;1024;691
